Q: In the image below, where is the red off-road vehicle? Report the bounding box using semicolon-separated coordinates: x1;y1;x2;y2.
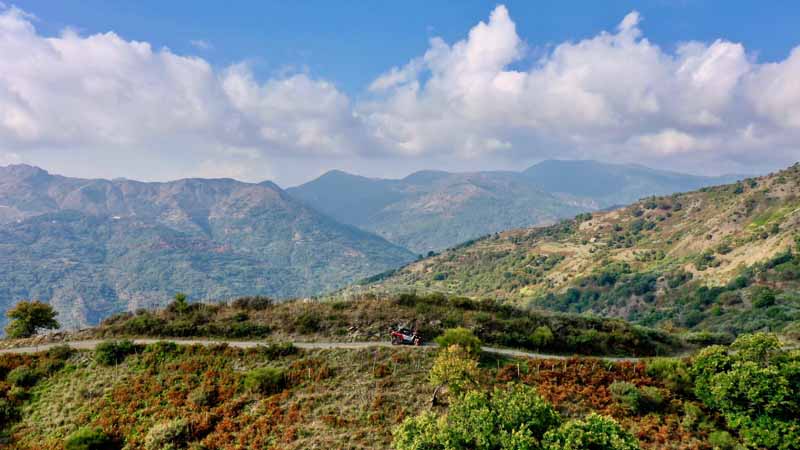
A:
390;326;423;346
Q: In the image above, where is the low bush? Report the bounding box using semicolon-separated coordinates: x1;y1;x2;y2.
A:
609;381;641;413
529;325;554;349
188;385;216;407
707;431;737;450
7;366;40;387
294;312;321;334
46;344;75;361
645;358;692;394
258;342;297;360
144;419;189;450
64;427;115;450
0;398;19;427
231;296;273;310
243;367;286;395
609;381;664;413
94;340;140;366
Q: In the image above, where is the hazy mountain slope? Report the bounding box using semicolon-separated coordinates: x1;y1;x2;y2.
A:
0;165;414;328
359;163;800;334
523;159;742;208
289;160;742;253
289;169;585;253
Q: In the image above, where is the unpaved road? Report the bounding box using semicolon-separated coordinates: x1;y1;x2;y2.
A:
0;338;643;362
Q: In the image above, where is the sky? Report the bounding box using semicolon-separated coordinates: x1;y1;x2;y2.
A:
1;1;800;186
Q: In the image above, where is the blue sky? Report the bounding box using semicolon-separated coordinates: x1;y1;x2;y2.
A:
2;1;800;185
17;1;800;95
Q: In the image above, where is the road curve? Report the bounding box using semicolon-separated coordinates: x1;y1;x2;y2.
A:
0;338;643;362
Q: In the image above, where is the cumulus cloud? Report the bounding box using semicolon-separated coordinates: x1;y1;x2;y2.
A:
361;5;800;172
0;5;362;161
0;4;798;183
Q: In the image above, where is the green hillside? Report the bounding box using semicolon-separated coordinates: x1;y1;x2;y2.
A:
359;163;800;336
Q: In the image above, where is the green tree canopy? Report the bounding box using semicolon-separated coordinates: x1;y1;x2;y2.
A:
5;300;59;338
690;333;800;449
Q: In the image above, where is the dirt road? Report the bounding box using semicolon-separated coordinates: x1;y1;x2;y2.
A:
0;338;643;361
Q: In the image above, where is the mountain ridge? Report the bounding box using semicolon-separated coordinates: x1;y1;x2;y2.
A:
0;165;415;328
288;160;745;253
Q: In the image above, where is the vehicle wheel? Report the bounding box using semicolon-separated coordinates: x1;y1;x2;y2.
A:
391;337;399;345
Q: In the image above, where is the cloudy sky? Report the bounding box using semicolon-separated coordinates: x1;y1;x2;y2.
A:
1;1;799;186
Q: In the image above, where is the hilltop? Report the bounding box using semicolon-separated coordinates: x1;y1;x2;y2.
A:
359;163;800;335
0;165;414;328
288;160;741;253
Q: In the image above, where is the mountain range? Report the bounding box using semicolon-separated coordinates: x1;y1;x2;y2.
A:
289;160;741;253
0;164;414;328
0;160;744;329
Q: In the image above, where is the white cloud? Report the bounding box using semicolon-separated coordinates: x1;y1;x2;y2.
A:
0;4;798;184
361;5;799;173
0;6;361;162
189;39;212;50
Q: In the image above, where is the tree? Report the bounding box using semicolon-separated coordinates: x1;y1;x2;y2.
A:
542;413;639;450
690;333;800;449
429;345;479;398
394;383;562;450
435;328;482;356
5;300;59;338
169;292;189;315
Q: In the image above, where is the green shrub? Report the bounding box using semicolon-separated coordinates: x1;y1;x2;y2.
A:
188;385;216;407
294;312;321;333
393;411;443;450
231;296;273;310
94;340;140;366
244;367;285;395
0;398;19;427
7;366;40;387
394;384;561;450
751;286;777;308
434;328;481;355
708;430;737;450
47;344;75;361
690;333;800;449
257;342;297;360
542;413;639;450
609;382;663;413
609;381;641;413
144;419;189;450
64;427;115;450
529;326;554;349
645;358;691;394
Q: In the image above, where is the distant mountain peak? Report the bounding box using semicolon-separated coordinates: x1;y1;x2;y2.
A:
0;163;50;180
